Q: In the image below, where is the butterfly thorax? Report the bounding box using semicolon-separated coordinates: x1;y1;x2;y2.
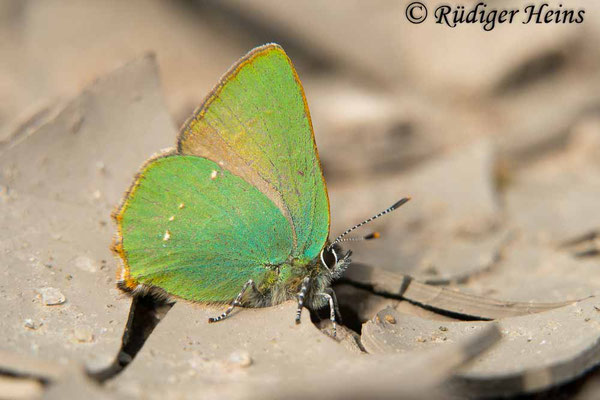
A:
242;256;332;310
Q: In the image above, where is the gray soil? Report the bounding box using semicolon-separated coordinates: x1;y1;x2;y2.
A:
2;1;600;399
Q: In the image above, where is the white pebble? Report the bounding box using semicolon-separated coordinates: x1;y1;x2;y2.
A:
73;325;94;343
39;287;65;306
227;350;252;368
75;256;97;273
24;319;40;330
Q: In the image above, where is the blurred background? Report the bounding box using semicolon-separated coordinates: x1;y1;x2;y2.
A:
3;0;597;168
2;1;600;398
2;0;598;281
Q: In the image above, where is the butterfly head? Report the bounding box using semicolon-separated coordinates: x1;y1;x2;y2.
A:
319;244;352;279
320;197;411;279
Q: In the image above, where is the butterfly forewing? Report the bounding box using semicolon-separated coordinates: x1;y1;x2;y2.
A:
178;44;330;262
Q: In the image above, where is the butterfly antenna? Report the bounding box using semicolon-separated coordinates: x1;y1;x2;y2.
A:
329;197;411;250
336;231;380;243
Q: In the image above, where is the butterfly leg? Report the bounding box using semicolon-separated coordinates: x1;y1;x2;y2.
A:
325;287;342;325
295;277;311;324
208;279;256;323
319;292;337;338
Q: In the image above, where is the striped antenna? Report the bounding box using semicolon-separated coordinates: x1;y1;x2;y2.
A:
336;231;380;243
329;197;411;249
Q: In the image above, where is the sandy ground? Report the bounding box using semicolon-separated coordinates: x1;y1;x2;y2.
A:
2;1;600;399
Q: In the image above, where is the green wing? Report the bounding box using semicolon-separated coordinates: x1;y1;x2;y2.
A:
117;155;293;302
178;44;329;262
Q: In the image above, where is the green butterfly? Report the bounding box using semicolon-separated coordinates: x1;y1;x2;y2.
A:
113;44;409;336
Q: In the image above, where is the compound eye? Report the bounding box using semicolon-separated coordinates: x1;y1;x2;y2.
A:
320;247;338;271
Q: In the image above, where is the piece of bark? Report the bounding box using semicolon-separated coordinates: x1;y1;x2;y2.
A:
107;300;499;400
363;298;600;397
255;324;502;400
343;264;577;320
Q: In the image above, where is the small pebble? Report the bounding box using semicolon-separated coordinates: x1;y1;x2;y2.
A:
439;326;448;332
75;255;97;272
384;314;396;324
24;319;40;330
73;325;94;343
39;287;66;305
227;350;252;368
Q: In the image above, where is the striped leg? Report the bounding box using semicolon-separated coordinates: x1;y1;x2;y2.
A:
320;292;337;338
326;288;342;325
295;277;311;324
208;279;255;323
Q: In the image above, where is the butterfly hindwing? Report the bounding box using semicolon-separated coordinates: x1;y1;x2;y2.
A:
178;44;330;262
116;155;294;302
